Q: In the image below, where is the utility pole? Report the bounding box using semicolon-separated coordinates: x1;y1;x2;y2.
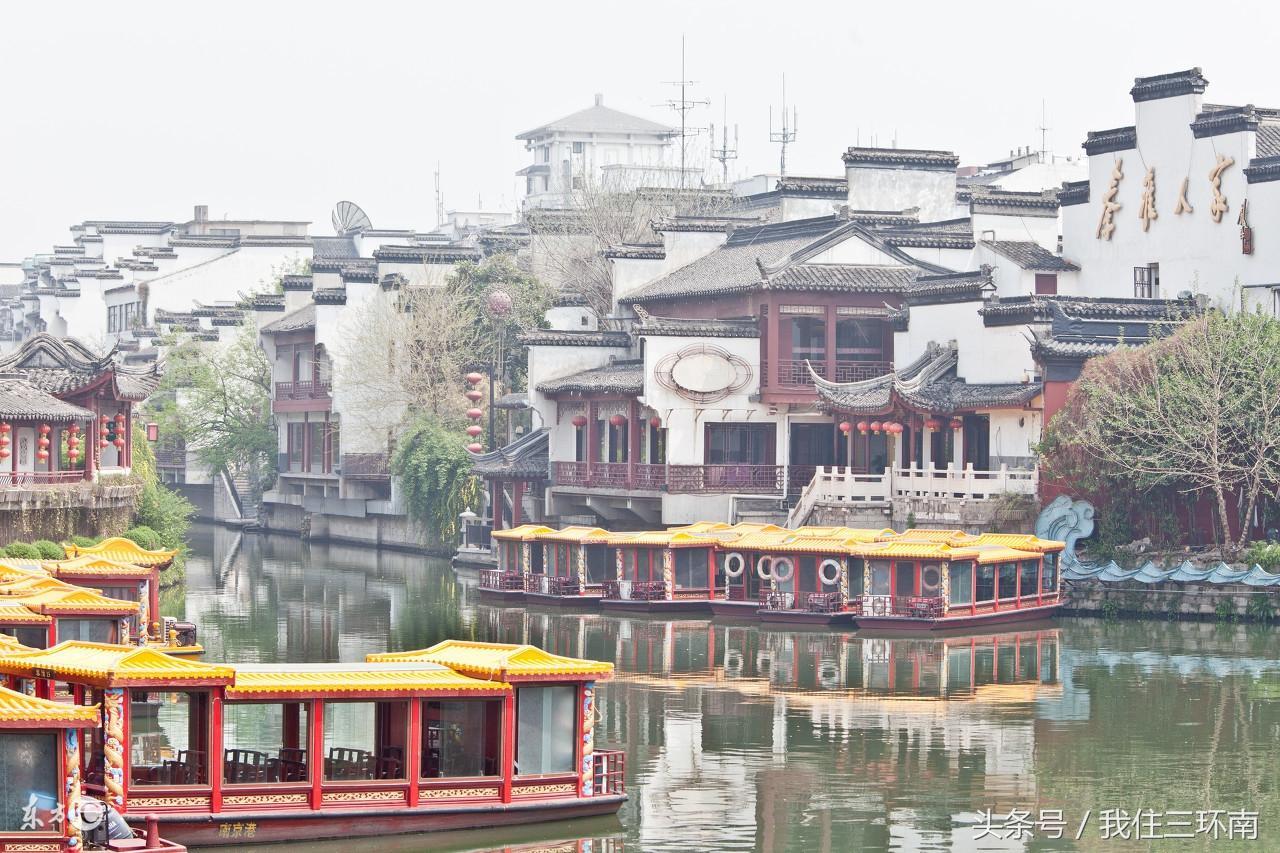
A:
663;35;708;189
1037;100;1051;163
769;75;798;181
709;98;739;186
434;163;445;228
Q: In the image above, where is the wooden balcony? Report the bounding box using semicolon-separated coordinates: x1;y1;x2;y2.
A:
0;470;89;487
341;453;390;480
273;380;332;413
553;461;789;495
763;358;893;390
552;461;666;491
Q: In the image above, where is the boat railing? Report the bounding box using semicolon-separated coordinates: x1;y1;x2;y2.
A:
892;595;946;618
725;585;748;602
632;581;667;601
479;569;503;590
531;575;582;596
592;749;626;796
759;591;846;613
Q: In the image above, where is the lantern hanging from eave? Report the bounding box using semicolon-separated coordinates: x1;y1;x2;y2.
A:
38;424;51;436
870;421;882;434
571;415;588;428
0;446;9;461
114;437;126;450
838;421;852;434
856;420;869;434
923;418;942;431
465;372;484;386
951;417;964;431
609;414;626;427
649;416;662;429
0;422;9;435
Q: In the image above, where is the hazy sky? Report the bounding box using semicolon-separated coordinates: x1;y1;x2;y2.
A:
3;0;1277;258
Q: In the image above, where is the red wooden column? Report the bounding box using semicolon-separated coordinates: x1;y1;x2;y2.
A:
405;700;422;807
512;480;524;526
209;692;224;811
499;690;516;803
309;701;325;810
824;305;837;379
762;305;776;390
626;398;639;489
706;548;715;600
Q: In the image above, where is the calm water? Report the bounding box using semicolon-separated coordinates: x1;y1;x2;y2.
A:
177;524;1280;851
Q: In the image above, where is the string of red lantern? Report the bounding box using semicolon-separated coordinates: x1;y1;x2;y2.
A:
464;372;484;453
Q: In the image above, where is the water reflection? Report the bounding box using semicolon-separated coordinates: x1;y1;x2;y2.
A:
182;525;1280;852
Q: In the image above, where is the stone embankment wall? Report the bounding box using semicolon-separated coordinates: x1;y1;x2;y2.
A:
0;481;141;542
262;502;446;555
1063;578;1278;622
810;496;1039;534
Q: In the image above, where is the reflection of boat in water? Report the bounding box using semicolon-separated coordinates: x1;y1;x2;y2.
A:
480;523;1067;632
0;639;626;848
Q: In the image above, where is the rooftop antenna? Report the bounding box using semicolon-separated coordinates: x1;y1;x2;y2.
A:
1037;100;1051;163
709;98;739;186
663;35;709;190
434;163;444;228
769;74;798;180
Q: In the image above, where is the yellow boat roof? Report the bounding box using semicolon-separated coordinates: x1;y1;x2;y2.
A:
15;587;139;614
45;555;155;579
226;662;508;699
369;640;614;682
886;528;973;543
0;633;38;653
64;537;178;567
0;641;234;687
0;685;98;727
606;529;704;547
967;533;1066;553
490;524;556;542
967;544;1044;564
0;603;51;624
536;525;611;544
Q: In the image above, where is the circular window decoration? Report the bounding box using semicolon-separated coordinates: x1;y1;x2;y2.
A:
756;555;774;581
819;559;842;586
724;552;746;578
921;564;942;594
655;343;753;403
771;557;794;583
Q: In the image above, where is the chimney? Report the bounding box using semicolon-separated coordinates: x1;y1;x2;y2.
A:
194;204;208;223
594;93;604;107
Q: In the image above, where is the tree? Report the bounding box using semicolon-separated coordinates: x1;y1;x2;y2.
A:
526;169;732;324
392;415;482;544
1040;309;1280;558
153;319;276;486
448;254;553;389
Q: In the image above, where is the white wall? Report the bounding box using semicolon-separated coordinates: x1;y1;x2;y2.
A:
846;167;957;221
527;343;631;464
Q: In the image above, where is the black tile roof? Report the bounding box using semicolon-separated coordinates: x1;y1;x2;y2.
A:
813;343;1039;415
635;311;759;338
280;275;313;291
873;218;974;250
774;176;848;195
312;236;359;259
982;241;1080;272
313;288;347;305
0;378;97;421
536;360;644;396
169;235;238;248
603;243;666;260
842;147;959;171
1083;126;1137;156
980;294;1199;326
521;329;631;348
0;334;162;400
1058;180;1090;206
311;258;376;276
495;392;529;410
904;268;993;305
1246;154;1280;184
769;263;917;292
1130;68;1208;103
969;189;1059;217
372;245;482;264
470;428;548;479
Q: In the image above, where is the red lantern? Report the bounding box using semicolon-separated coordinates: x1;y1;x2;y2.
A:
0;422;9;434
39;424;51;436
649;416;662;429
890;422;904;435
856;420;869;434
36;449;48;462
465;372;484;386
100;439;109;449
114;438;126;450
951;417;964;431
466;424;483;437
465;389;483;402
609;414;626;427
69;449;80;463
67;435;79;449
466;408;483;420
923;418;941;431
0;447;8;461
571;415;588;428
838;421;852;434
870;421;882;433
466;442;483;453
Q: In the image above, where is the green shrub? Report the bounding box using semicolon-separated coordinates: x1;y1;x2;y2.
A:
32;540;64;560
0;546;8;558
123;526;161;551
5;542;40;560
1246;594;1276;623
1214;598;1238;622
1243;541;1280;572
70;535;101;548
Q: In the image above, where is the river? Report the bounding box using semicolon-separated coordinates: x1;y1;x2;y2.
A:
176;524;1279;851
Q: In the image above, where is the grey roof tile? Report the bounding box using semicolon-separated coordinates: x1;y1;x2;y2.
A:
517;101;674;139
983;241;1080;271
537;360;644;395
260;304;315;334
470;428;548;479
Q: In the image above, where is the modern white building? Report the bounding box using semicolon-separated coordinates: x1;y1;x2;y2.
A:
517;95;687;209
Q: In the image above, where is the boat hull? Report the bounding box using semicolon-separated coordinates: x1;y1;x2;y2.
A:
599;598;712;615
478;588;527;605
853;603;1061;632
757;609;854;627
143;794;627;847
523;592;604;610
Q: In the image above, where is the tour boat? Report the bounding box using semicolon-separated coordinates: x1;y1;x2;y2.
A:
519;526;612;608
0;639;625;847
483;525;556;603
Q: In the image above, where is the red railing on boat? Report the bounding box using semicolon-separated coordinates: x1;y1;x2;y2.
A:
758;591;845;613
852;595;945;618
592;749;626;796
479;570;527;592
528;575;582;596
601;580;667;601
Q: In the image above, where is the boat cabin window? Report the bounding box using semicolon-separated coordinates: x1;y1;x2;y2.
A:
893;561;915;597
997;563;1018;601
949;562;973;606
422;699;502;779
920;563;943;597
975;565;996;603
223;702;310;784
515;685;576;776
584;545;613;584
322;701;408;781
673;548;707;589
621;548;658;583
499;542;519;572
129;689;211;786
545;543;573;577
0;626;48;649
798;556;818;591
57;618;118;644
869;560;891;596
846;558;865;596
0;732;61;832
529;543;544;575
1019;560;1040;599
1042;553;1058;592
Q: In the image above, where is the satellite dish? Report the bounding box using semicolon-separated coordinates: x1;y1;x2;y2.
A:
331;201;372;235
